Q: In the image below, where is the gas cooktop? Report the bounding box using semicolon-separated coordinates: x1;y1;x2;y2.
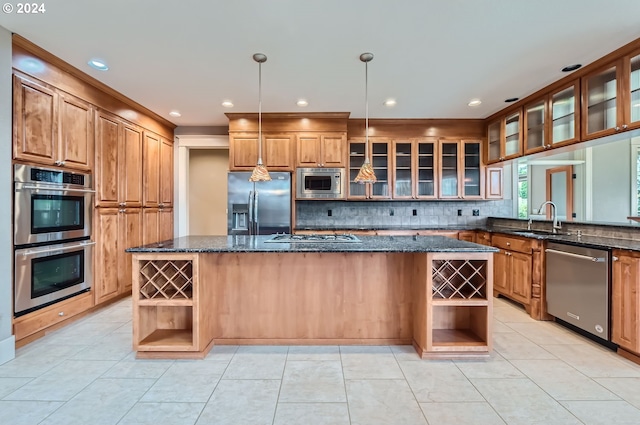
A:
264;234;362;243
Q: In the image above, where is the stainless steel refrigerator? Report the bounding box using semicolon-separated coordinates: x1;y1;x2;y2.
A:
227;172;291;235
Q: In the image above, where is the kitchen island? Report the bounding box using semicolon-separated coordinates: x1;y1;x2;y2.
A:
127;235;497;359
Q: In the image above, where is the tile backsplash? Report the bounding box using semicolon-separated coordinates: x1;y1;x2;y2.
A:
296;199;515;229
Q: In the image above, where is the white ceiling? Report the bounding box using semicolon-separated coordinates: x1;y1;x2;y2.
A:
2;0;640;127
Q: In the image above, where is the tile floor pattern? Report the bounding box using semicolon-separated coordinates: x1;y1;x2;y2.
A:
2;297;640;424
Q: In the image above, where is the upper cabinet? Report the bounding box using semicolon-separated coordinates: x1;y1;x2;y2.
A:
486;109;523;164
582;49;640;140
95;110;144;208
143;132;173;208
550;82;580;147
391;138;438;200
524;81;581;155
348;137;391;199
229;132;294;171
439;139;483;199
296;132;346;168
13;74;93;171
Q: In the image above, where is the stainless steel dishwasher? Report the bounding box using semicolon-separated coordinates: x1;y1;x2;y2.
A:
545;241;610;340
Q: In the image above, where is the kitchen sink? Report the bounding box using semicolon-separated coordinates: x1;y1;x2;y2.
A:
512;230;565;237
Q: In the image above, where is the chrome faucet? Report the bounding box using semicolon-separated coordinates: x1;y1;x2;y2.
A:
537;201;562;234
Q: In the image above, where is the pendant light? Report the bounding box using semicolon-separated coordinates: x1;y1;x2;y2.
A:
354;52;377;184
249;53;272;182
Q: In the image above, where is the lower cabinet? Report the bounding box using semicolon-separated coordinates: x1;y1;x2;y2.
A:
13;291;94;342
612;249;640;355
94;207;142;304
491;234;539;314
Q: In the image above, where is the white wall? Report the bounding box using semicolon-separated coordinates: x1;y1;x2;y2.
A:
189;150;228;235
0;26;15;364
174;135;229;237
591;138;631;222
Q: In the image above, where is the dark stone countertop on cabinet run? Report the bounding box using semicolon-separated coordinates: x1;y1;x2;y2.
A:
126;235;499;254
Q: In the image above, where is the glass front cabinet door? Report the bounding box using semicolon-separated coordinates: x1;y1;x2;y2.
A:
524;98;547;154
348;138;391;199
462;140;483;199
486;109;523;164
550;82;580;147
628;50;640;131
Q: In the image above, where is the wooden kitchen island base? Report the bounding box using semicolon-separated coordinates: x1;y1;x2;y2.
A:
130;237;494;360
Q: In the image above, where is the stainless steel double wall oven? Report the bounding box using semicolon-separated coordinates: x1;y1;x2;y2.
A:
13;164;95;316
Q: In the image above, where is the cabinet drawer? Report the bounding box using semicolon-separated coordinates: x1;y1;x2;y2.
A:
13;291;94;341
492;234;532;254
476;231;492;245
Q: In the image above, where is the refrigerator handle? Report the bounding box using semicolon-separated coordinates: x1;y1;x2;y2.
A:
248;190;254;235
254;191;259;235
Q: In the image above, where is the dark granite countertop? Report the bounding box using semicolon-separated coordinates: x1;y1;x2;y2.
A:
294;223;640;252
126;235;499;253
295;225;478;231
483;226;640;252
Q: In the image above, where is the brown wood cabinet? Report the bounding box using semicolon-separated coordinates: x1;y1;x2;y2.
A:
160;138;174;207
491;234;534;310
348;137;392;199
13;74;93;171
94;208;142;304
142;208;174;245
612;250;640;355
13;291;94;342
582;49;640;140
486;109;523;164
143;131;161;207
296;132;346;168
95;110;143;208
485;167;503;199
229;132;295;171
391;138;438;199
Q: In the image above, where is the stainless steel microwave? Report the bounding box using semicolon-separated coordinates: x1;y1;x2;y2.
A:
296;168;346;199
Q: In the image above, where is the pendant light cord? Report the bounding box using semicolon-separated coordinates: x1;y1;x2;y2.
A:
365;59;369;164
258;60;263;164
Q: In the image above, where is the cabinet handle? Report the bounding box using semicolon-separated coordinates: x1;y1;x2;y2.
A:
623;124;628;130
506;242;511;246
615;126;620;131
612;256;619;261
119;209;125;213
321;163;324;167
58;311;64;316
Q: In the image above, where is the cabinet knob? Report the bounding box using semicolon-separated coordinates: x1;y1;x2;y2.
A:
612;256;619;262
61;161;66;165
615;126;621;131
506;242;510;246
54;160;61;166
119;209;125;213
623;124;628;130
119;202;126;207
58;311;64;316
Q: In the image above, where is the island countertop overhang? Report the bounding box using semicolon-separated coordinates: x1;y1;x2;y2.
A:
126;235;499;253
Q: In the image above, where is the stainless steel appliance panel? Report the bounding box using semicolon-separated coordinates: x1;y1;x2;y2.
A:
14;239;94;315
227;172;291;235
545;241;610;340
14;164;94;246
296;168;346;199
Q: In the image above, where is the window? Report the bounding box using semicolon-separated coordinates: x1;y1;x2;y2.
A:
518;163;528;218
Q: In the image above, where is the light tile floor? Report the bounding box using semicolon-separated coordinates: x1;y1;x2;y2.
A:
2;297;640;424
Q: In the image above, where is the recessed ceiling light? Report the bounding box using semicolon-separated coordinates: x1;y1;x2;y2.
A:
222;101;234;108
504;97;519;103
87;58;109;71
169;111;181;117
296;99;308;107
468;99;482;107
383;99;397;107
561;64;582;72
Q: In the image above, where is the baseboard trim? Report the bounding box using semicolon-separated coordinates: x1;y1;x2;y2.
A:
0;335;16;365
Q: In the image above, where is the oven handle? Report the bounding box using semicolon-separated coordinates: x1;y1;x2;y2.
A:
18;185;96;194
19;241;96;257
